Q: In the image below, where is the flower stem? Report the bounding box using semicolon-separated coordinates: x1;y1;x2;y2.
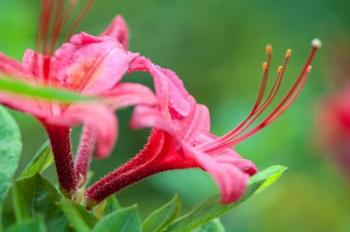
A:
75;126;96;186
45;124;78;196
85;159;161;209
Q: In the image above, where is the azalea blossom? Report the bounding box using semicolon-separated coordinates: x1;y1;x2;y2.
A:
85;33;321;206
0;1;156;195
317;86;350;180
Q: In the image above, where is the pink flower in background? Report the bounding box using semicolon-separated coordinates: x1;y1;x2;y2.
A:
0;1;156;194
317;86;350;180
85;39;321;206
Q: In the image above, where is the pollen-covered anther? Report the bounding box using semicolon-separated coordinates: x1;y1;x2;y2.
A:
265;44;273;55
262;62;268;71
277;66;283;74
312;38;322;48
307;65;312;72
285;49;292;58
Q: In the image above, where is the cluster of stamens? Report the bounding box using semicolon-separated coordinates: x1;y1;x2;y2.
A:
36;0;95;55
202;39;321;153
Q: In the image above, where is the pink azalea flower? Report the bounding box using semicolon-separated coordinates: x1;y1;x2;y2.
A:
317;85;350;180
0;1;155;195
85;37;321;206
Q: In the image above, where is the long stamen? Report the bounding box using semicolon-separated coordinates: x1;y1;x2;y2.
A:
229;66;312;146
65;0;95;41
205;46;289;151
226;49;292;140
214;45;273;144
49;0;65;52
204;39;321;152
36;0;53;54
36;0;94;54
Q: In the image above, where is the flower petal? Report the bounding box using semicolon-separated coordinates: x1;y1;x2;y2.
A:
54;32;136;94
130;105;174;133
129;57;192;118
46;104;118;158
104;82;157;110
101;15;129;49
182;104;211;141
184;143;249;203
22;49;45;78
0;52;28;77
0;93;43;116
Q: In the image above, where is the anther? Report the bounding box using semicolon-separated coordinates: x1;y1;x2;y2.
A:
262;62;268;71
266;44;273;55
311;38;322;48
277;66;283;74
285;49;292;58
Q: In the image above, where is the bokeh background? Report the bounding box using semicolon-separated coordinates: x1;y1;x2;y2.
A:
1;0;350;231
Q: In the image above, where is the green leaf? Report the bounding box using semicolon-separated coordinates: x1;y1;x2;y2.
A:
18;141;53;179
6;217;47;232
143;194;181;232
11;174;67;232
167;165;287;232
104;195;122;215
92;206;142;232
0;76;95;103
58;198;97;232
246;165;288;196
0;106;22;200
0;203;3;232
193;219;226;232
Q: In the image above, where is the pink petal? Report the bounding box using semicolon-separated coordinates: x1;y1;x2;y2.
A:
22;49;55;80
101;15;129;49
0;93;43;117
129;57;192;118
104;82;157;110
184;143;249;203
46;104;118;158
54;32;136;94
182;104;211;141
130;105;174;133
0;52;28;77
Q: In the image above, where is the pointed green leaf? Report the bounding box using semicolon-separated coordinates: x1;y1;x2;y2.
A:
167;165;287;232
6;217;47;232
11;174;67;232
18;141;53;179
0;106;22;200
143;194;181;232
92;206;142;232
193;219;226;232
0;76;95;103
58;198;97;232
104;195;122;215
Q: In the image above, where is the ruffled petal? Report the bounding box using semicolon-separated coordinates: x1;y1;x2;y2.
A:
101;15;129;49
184;144;249;203
130;105;174;133
45;104;117;158
129;57;192;118
104;82;157;110
54;32;136;94
182;104;211;141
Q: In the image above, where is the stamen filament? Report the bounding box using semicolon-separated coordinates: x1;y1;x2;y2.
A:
202;40;320;153
65;0;95;41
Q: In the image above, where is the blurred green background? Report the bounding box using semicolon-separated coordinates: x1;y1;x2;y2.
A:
1;0;350;231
